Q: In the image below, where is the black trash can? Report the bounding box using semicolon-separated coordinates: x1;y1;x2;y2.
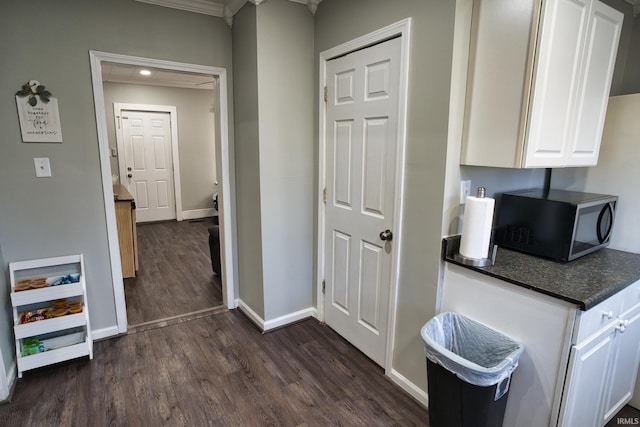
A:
420;312;523;427
208;226;221;276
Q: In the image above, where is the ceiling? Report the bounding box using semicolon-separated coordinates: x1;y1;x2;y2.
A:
101;62;216;90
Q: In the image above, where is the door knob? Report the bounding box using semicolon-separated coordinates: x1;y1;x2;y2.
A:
379;229;393;241
127;174;133;178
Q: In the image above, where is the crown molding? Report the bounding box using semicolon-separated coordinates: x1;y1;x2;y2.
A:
136;0;224;17
135;0;323;26
288;0;321;15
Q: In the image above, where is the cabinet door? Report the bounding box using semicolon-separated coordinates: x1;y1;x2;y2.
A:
602;303;640;424
568;1;623;167
525;0;589;168
559;327;615;427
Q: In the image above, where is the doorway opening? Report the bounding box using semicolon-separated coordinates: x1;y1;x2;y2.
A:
89;51;237;335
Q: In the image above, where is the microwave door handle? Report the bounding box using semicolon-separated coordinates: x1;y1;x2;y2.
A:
596;202;615;244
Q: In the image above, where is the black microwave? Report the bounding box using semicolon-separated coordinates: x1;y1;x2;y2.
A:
494;189;617;262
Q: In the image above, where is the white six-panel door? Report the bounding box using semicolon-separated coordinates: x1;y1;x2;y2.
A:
324;37;401;366
122;110;176;223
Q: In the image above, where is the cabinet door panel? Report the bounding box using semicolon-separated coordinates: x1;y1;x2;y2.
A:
569;1;623;167
461;0;537;168
525;0;588;168
559;329;614;427
602;304;640;424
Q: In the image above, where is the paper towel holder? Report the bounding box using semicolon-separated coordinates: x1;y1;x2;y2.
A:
454;244;498;267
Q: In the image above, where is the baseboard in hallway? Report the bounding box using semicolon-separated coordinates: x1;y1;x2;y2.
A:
127;305;228;334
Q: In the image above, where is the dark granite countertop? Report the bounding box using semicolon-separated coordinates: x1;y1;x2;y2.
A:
442;235;640;310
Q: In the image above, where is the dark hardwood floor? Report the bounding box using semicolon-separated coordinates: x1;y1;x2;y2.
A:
0;311;429;426
4;219;637;425
606;404;640;427
124;219;223;326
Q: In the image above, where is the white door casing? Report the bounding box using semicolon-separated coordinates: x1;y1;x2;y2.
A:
119;109;176;223
324;36;402;367
90;51;237;336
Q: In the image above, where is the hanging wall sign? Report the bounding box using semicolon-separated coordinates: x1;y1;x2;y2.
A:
15;80;63;143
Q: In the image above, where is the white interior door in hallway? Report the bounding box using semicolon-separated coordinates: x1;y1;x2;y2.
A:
121;110;176;223
324;37;401;367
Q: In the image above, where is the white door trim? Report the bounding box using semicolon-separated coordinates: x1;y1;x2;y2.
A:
114;103;183;221
89;50;237;336
317;18;412;373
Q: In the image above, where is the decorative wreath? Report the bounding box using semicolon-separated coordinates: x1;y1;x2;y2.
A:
16;80;52;107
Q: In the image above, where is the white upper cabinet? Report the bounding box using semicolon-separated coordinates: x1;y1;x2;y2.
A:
461;0;623;169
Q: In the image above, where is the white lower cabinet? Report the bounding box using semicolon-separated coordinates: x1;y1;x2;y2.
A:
560;325;617;426
605;303;640;421
9;254;93;378
560;293;640;426
442;264;640;427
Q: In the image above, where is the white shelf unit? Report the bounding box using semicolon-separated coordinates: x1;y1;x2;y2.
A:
9;254;93;378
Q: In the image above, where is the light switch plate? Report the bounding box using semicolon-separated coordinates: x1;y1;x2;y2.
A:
34;158;52;178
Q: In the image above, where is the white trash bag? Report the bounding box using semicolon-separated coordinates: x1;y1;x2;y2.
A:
421;312;523;387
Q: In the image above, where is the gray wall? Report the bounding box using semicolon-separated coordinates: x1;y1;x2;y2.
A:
0;245;14;400
232;0;314;322
315;0;456;391
257;0;314;320
602;0;640;95
622;14;640;94
233;4;265;318
103;82;217;212
0;0;233;334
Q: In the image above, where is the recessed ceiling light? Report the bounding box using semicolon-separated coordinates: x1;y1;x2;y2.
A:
139;69;151;76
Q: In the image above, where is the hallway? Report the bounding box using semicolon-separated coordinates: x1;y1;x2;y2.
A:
124;219;223;326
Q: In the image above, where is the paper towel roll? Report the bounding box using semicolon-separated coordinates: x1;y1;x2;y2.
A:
460;196;495;260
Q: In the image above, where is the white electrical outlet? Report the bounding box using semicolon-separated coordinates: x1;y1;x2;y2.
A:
460;180;471;204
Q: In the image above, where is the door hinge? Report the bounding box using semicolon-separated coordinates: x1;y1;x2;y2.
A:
322;280;326;294
324;86;327;103
323;187;327;204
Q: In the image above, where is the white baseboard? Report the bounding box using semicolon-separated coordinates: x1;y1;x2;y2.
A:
92;325;121;341
236;299;316;332
5;362;16;398
0;359;16;402
237;299;265;330
182;208;216;221
263;307;317;332
387;368;429;408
